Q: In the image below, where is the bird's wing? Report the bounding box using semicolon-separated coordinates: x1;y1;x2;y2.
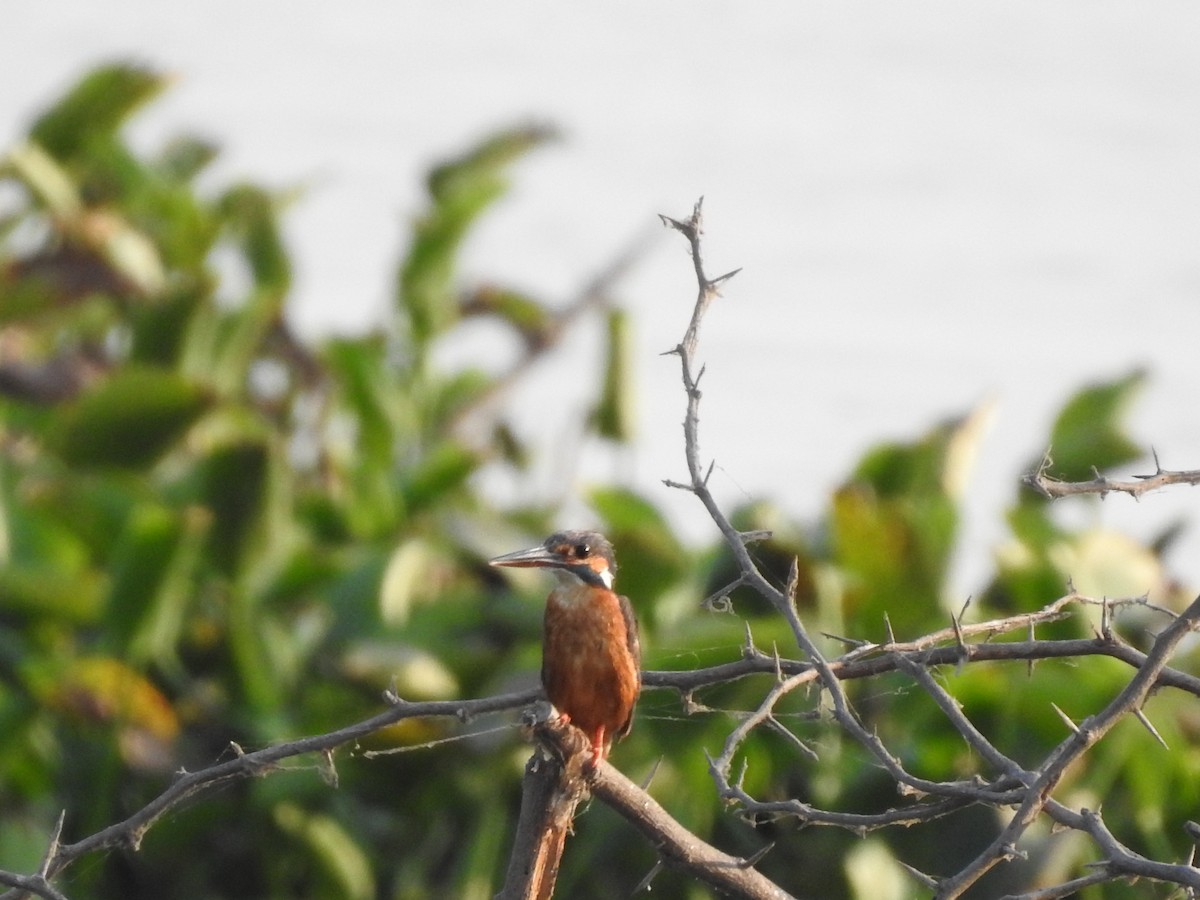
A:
619;593;641;685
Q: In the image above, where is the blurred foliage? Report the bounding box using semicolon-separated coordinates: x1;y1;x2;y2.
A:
0;63;1196;900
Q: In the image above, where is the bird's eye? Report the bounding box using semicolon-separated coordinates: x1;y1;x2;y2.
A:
573;543;589;559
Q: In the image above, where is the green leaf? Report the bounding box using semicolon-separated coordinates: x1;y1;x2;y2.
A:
273;803;375;900
462;285;553;345
399;442;479;516
830;419;965;635
196;439;270;575
105;503;211;666
398;125;556;355
217;184;291;295
0;564;106;623
31;63;168;161
51;367;211;468
156;135;219;183
425;369;492;432
589;486;688;603
324;336;405;466
1041;369;1145;482
2;141;81;217
129;283;207;365
592;307;635;442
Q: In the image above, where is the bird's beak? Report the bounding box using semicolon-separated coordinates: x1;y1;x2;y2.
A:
489;545;561;569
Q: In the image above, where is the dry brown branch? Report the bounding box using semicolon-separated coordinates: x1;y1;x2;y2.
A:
526;720;795;900
1024;449;1200;499
496;717;591;900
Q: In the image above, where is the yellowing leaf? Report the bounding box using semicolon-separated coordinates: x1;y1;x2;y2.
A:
51;657;179;742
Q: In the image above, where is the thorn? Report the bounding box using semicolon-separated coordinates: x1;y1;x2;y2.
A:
958;596;972;621
733;756;749;791
632;859;665;894
1051;702;1080;734
785;558;800;611
897;861;939;890
639;757;664;792
709;266;743;289
1133;707;1169;750
1027;621;1036;678
739;841;776;868
742;620;756;654
659;343;683;357
767;716;820;762
822;631;872;649
657;213;689;233
37;810;67;878
883;611;897;647
1100;597;1112;641
951;607;966;653
319;748;339;788
704;459;715;486
662;478;696;493
739;529;773;545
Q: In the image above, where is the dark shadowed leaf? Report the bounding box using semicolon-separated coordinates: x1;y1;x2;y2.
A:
51;367;210;468
105;503;211;666
589;487;688;604
196;439;270;575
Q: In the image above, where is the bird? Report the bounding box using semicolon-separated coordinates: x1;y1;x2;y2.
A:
490;530;641;766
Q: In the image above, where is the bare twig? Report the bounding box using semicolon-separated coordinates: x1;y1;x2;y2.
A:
0;688;540;898
10;202;1200;900
936;595;1200;897
1023;452;1200;500
659;198;1200;898
584;744;793;899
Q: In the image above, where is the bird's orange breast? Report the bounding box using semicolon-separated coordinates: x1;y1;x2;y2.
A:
542;585;640;746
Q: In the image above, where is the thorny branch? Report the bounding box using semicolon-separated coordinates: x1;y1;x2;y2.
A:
660;198;1200;898
1024;448;1200;499
6;201;1200;899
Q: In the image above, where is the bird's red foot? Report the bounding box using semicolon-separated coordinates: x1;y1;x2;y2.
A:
586;726;608;769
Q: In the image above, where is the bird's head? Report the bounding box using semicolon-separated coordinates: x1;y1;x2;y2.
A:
489;530;616;590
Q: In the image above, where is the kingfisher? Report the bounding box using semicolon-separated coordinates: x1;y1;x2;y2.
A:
490;530;641;766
